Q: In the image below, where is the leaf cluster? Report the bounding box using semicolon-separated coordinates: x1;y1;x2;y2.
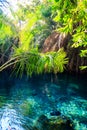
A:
53;0;87;69
0;48;68;77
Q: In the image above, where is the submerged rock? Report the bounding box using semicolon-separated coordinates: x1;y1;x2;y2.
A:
33;115;74;130
50;110;61;116
20;98;36;116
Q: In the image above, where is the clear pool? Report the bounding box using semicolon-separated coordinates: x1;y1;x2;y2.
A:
0;72;87;130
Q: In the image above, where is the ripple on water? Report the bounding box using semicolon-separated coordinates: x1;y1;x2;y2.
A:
0;107;25;130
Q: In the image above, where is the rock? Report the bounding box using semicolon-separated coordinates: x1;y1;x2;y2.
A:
42;32;68;53
50;110;61;116
33;115;49;130
58;96;68;102
33;115;74;130
41;31;87;73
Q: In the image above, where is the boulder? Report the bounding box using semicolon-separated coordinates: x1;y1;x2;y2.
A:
33;115;74;130
42;32;69;53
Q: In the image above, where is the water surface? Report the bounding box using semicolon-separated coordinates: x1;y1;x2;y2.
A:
0;72;87;130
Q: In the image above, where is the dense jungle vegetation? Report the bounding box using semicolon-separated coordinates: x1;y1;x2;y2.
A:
0;0;87;76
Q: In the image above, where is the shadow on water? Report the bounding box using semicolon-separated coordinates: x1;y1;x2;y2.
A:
0;71;87;130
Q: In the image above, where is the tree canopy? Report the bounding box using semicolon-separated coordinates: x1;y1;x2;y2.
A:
0;0;87;76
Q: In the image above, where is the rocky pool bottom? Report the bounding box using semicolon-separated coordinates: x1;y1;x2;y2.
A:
0;72;87;130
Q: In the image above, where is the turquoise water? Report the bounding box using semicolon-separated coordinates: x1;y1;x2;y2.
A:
0;72;87;130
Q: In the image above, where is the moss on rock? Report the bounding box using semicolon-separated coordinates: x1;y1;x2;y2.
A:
33;115;74;130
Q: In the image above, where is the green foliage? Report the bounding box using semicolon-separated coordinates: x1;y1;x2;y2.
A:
0;11;18;64
80;66;87;70
53;0;87;69
0;15;14;45
19;14;38;51
41;4;52;17
0;48;68;76
15;1;55;51
1;0;86;75
80;50;87;57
